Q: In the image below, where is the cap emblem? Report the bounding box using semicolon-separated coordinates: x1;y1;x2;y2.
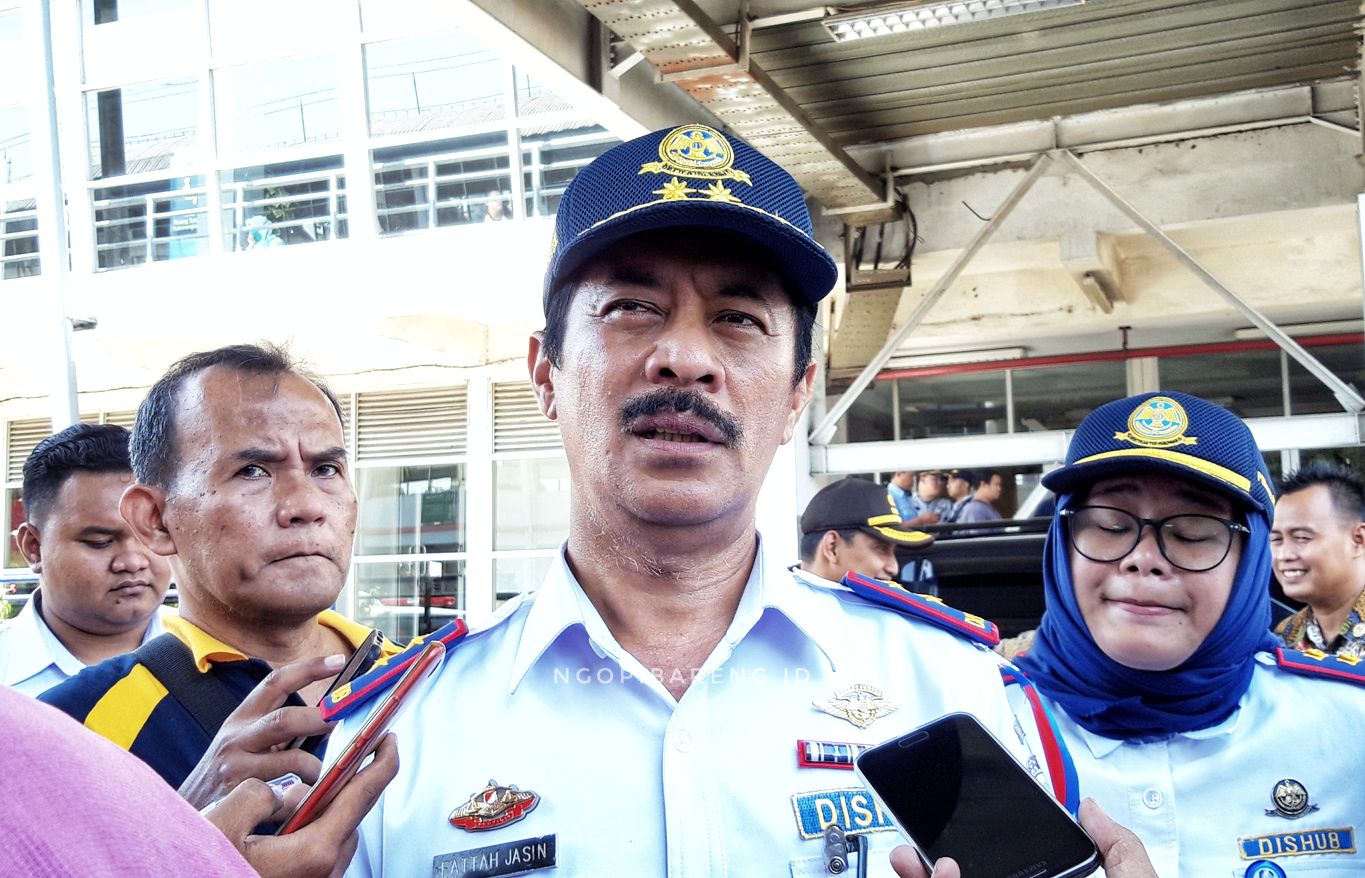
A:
1114;396;1198;449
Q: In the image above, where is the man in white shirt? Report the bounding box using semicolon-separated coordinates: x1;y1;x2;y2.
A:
0;424;171;695
341;124;1147;878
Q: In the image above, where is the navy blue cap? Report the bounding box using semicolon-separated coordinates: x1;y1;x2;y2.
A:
1043;391;1275;518
543;124;838;307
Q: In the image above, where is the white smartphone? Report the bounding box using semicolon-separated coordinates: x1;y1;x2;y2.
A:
854;712;1100;878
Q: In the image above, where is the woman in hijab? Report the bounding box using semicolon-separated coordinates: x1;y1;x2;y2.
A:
1016;391;1365;878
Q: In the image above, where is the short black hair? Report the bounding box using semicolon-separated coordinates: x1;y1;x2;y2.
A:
975;470;1003;491
22;423;132;526
1279;460;1365;523
798;527;861;564
132;342;344;489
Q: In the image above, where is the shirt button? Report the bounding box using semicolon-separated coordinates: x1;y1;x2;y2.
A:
1142;788;1164;809
673;729;693;753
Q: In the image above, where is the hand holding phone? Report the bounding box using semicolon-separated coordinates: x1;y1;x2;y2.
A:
290;628;381;752
276;640;444;835
855;712;1099;878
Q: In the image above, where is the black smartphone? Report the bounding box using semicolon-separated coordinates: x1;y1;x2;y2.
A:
854;712;1099;878
291;628;380;752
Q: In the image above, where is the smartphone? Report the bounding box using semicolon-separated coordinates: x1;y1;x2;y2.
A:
854;712;1099;878
291;628;381;752
275;640;444;835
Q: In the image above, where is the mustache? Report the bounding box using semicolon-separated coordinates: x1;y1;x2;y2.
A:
619;387;743;449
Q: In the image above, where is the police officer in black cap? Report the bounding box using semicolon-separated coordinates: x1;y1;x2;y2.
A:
797;478;932;583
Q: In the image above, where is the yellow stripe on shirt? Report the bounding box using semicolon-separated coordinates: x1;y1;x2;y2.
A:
85;663;170;752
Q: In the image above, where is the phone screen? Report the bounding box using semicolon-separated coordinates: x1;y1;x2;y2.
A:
276;640;444;835
855;712;1098;878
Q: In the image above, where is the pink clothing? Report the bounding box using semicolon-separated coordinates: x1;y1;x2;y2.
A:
0;683;258;877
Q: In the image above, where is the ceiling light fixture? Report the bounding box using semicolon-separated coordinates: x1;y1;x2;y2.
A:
823;0;1086;42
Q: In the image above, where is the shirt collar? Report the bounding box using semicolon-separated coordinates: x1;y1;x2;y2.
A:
1067;682;1248;759
1;590;85;685
163;609;375;673
507;535;838;693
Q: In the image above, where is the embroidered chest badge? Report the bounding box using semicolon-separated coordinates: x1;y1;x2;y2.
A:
1114;396;1198;448
814;684;900;730
1266;778;1320;819
450;780;541;832
638;125;752;204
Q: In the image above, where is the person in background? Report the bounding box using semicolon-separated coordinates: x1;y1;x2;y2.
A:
0;424;172;696
954;470;1005;536
888;469;953;526
1271;460;1365;659
944;469;974;521
1015;391;1365;877
41;343;400;816
797;477;933;582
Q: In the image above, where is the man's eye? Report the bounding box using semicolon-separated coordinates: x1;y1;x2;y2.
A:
82;540;113;550
238;464;268;478
718;312;762;328
604;300;654;315
316;463;342;477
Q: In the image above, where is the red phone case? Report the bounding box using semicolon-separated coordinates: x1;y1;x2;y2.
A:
276;640;445;835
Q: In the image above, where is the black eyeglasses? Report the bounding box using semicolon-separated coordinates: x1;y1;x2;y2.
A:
1060;505;1249;572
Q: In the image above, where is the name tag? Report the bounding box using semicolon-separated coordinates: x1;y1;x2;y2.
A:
791;788;895;839
432;834;557;878
1239;828;1355;859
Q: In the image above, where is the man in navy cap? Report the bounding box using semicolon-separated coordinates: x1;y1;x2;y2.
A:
341;124;1154;877
797;477;933;583
1011;391;1365;877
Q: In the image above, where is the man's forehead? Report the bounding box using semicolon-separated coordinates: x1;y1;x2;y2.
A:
181;368;343;444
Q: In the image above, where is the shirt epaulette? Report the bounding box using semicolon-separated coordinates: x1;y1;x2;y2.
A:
839;572;1000;647
321;619;469;722
1273;646;1365;687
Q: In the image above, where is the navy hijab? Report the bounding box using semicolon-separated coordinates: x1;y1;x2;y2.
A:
1017;391;1280;740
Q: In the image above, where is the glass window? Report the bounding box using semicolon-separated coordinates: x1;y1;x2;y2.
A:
513;68;560;116
0;105;31;186
1287;342;1365;415
840;379;894;442
220;156;346;250
5;486;24;569
215;56;340;155
209;0;338;59
520;125;619;218
365;31;505;134
494;457;571;551
84;79;198;180
0;10;24;94
1012;361;1126;431
1;199;38;279
85;0;187;27
1159;348;1285;420
372;132;510;233
898;372;1009;438
494;555;554;605
356;464;466;556
353;558;464;643
92;175;206;270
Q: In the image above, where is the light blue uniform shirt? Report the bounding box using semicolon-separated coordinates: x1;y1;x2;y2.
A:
1046;655;1365;878
345;537;1048;878
0;589;169;697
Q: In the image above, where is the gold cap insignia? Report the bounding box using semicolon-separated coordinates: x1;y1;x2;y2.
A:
813;683;900;730
639;125;752;204
1113;396;1198;448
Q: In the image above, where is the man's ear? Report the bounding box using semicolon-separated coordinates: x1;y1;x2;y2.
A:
14;522;42;573
1350;520;1365;556
780;360;818;445
819;530;841;564
528;331;558;422
120;484;177;557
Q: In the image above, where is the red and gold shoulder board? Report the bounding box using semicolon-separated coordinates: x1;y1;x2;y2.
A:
321;619;469;722
1274;646;1365;687
840;572;1000;647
